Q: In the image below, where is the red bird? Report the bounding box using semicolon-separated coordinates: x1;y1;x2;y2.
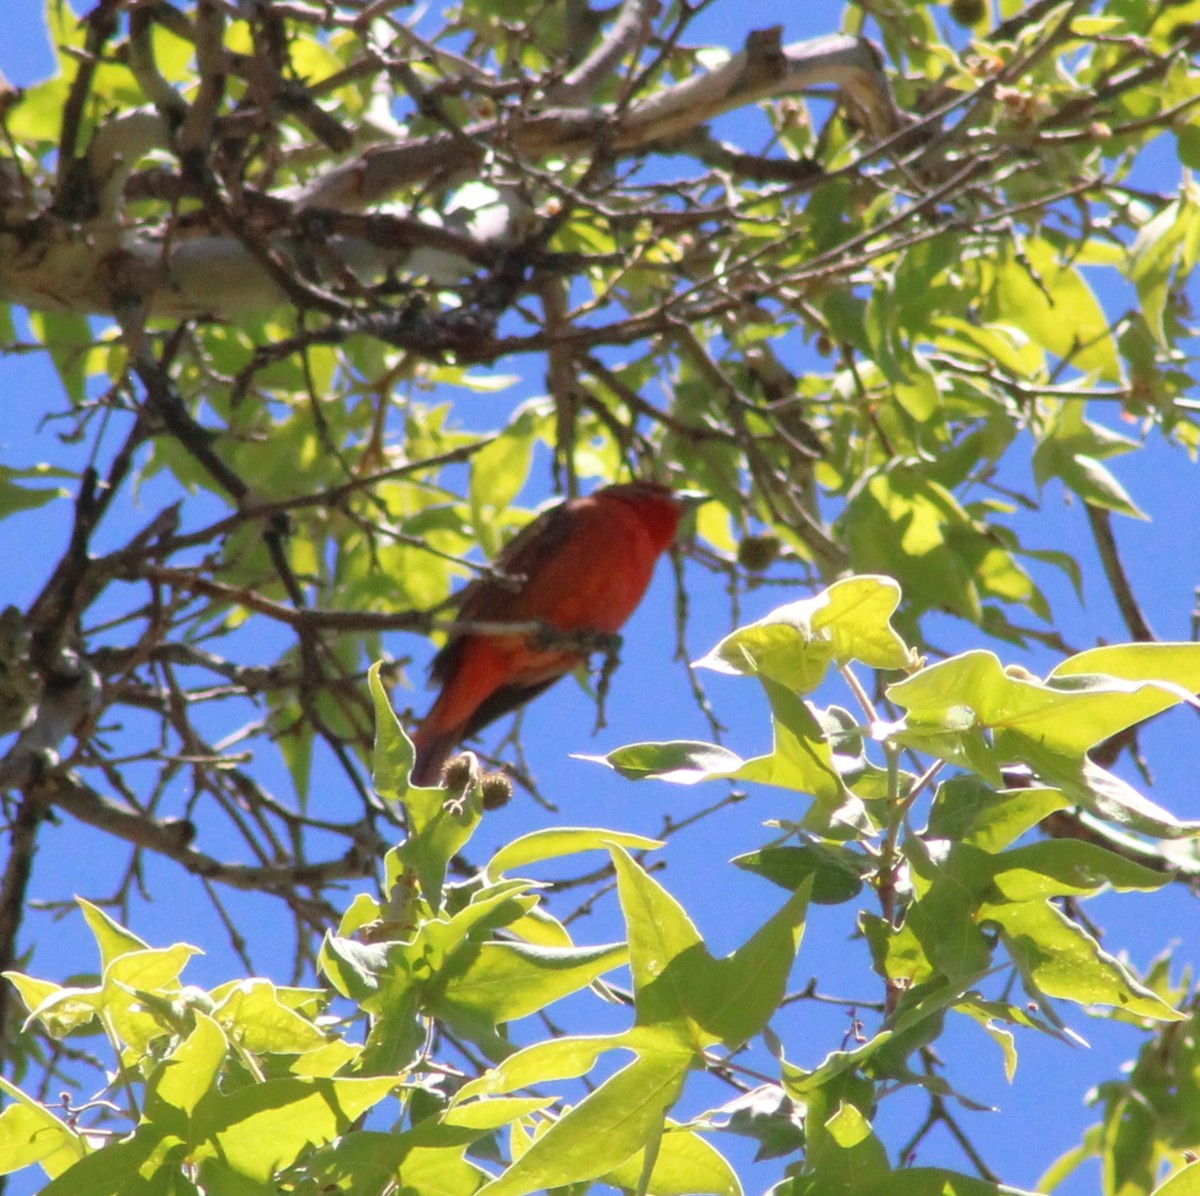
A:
410;481;690;786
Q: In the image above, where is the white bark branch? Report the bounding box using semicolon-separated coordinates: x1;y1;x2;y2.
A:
544;0;662;105
0;29;898;322
303;32;898;210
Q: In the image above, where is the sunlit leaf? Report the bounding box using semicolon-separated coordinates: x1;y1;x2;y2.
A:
0;1077;87;1179
983;238;1121;381
488;827;663;876
477;1031;693;1196
889;649;1200;759
983;899;1182;1021
694;576;915;691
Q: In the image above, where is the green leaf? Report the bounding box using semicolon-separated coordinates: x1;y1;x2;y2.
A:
1152;1160;1200;1196
261;1130;404;1196
789;1078;890;1193
860;1168;1044;1195
1032;403;1142;515
898;841;995;981
613;846;810;1048
0;1077;86;1179
190;1077;400;1182
395;1144;493;1196
1024;753;1200;840
594;691;855;829
436;940;627;1027
501;901;575;950
988;840;1171;901
981;899;1183;1021
694;575;914;691
1033;435;1146;519
318;935;395;1005
426;884;539;967
927;777;1069;851
733;844;869;904
442;1097;554;1133
889;649;1199;760
319;935;426;1075
1129;196;1200;345
2;973;94;1039
1178;124;1200;171
456;1032;630;1102
368;661;424;804
323;880;536;1063
1051;642;1200;692
7;75;74;143
370;666;485;906
293;1098;546;1196
709;1085;806;1162
737;683;852;813
587;741;747;784
983;239;1121;381
77;898;150;968
826;1101;874;1148
146;1012;227;1125
38;1126;186;1196
933;315;1045;379
0;465;71;518
700;878;812;1047
103;945;203;1053
398;801;486;914
28;310;93;406
487;827;663;876
476;1030;693;1196
840;467;986;623
782;1032;896;1100
610;845;704;1032
600;1124;743;1196
195;1157;279;1193
211;980;329;1054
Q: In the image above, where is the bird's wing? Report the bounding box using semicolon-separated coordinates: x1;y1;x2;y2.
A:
428;499;579;685
460;500;579;620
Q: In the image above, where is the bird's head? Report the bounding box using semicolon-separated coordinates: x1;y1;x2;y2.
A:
598;480;707;550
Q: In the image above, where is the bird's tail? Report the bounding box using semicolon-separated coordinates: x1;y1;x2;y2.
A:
410;723;457;788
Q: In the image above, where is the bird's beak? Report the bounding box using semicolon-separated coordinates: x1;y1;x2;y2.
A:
673;489;710;508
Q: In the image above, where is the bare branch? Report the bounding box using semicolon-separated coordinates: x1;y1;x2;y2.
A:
302;32;898;211
131;565;435;634
545;0;661;105
36;770;381;897
1086;504;1157;643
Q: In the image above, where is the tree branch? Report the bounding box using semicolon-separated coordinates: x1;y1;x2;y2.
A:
1086;504;1156;643
34;770;380;896
544;0;660;104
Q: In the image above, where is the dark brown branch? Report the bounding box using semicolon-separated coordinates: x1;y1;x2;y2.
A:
0;794;42;1071
133;348;250;503
1086;504;1156;643
51;0;122;218
36;770;380;896
131;565;435;634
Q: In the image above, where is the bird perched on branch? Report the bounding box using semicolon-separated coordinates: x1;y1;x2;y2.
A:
410;480;694;787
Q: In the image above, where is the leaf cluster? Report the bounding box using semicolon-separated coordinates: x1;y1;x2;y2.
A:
5;585;1200;1193
1;0;1200;1189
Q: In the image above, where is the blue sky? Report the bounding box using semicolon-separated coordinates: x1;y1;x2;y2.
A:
2;1;1199;1193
